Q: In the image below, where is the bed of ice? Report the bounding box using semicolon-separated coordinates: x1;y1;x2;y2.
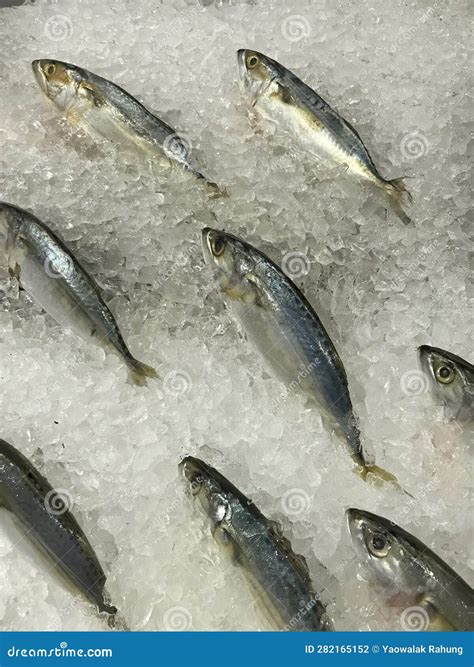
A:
0;0;471;632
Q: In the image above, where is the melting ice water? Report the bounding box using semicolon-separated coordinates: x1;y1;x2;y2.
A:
0;0;471;631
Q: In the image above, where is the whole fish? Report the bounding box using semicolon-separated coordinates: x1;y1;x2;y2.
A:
419;345;473;422
0;202;157;385
180;456;333;631
202;227;400;486
32;59;220;192
237;49;412;224
0;438;117;617
347;508;474;631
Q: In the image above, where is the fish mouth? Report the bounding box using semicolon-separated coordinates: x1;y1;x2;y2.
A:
346;507;378;541
236;49;248;80
179;456;210;496
418;345;432;361
347;507;397;541
31;60;47;92
346;508;373;562
346;507;364;538
201;227;216;262
179;455;205;482
418;345;434;378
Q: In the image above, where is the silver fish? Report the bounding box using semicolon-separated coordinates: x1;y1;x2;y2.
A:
347;508;474;631
202;227;400;486
0;438;117;617
180;456;333;631
31;59;220;192
237;49;412;224
419;345;473;422
0;202;157;385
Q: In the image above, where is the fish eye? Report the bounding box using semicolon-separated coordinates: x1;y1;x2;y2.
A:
44;63;56;77
211;236;226;257
247;55;259;69
435;365;455;384
368;533;391;557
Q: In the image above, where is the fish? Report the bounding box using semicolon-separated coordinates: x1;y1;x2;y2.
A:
31;59;221;194
202;227;402;487
347;508;474;631
419;345;473;422
237;49;412;224
0;202;157;386
180;455;333;631
0;438;117;617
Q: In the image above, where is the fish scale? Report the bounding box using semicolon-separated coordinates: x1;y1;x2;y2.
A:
0;438;116;616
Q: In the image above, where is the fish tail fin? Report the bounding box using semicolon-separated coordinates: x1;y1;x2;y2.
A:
106;611;130;631
98;601;117;615
357;463;414;498
382;177;413;224
127;358;159;386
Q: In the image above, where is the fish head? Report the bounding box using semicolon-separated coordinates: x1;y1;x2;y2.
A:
180;456;232;530
346;508;419;591
237;49;279;105
202;227;261;302
32;59;81;110
419;345;473;414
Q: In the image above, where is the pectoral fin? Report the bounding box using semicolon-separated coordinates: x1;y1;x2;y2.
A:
78;81;105;108
212;525;237;560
